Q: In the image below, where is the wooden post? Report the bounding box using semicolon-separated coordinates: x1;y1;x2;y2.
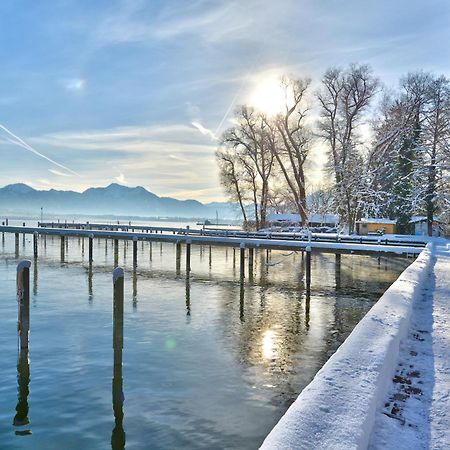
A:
233;247;236;268
15;232;19;256
112;267;125;447
240;243;245;279
176;242;181;273
209;245;212;267
113;267;124;354
114;239;119;266
89;234;94;263
248;247;254;275
305;246;311;290
60;235;65;261
149;241;152;261
133;237;138;267
186;239;191;274
17;260;31;350
33;232;38;258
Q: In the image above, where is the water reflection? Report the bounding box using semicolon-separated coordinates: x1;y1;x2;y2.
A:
185;277;191;319
132;269;137;309
33;258;38;297
13;349;31;436
111;346;125;449
88;264;93;302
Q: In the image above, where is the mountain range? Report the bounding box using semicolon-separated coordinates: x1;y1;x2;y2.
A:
0;183;240;220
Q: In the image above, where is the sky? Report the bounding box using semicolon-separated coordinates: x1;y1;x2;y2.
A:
1;0;450;202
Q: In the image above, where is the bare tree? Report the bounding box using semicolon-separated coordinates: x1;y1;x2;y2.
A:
221;106;275;228
317;64;379;232
216;147;248;223
265;76;311;226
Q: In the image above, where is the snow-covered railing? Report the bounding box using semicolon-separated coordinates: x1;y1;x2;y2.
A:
260;243;433;450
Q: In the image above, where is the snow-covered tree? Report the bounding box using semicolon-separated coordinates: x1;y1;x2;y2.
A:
317;64;379;232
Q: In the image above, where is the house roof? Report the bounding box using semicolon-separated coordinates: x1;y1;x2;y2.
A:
409;216;443;224
356;218;397;225
266;213;339;223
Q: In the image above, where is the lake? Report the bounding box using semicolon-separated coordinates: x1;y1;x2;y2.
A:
0;225;411;449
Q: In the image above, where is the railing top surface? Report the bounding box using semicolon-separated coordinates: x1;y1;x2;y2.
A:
0;225;424;255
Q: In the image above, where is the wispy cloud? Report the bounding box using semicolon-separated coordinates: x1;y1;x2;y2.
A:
191;121;217;141
0;124;81;177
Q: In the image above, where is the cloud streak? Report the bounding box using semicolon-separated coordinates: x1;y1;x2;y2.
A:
0;124;81;177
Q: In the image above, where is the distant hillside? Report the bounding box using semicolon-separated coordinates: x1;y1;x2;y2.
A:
0;183;241;220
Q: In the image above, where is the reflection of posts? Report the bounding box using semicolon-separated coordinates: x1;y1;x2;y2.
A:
33;259;38;297
185;277;191;317
112;268;125;450
17;260;31;350
13;349;31;434
132;269;137;309
88;265;93;302
305;287;310;330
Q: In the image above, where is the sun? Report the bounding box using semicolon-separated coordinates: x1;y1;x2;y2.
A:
249;76;287;116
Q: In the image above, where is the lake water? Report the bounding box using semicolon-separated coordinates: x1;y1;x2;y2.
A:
0;226;411;449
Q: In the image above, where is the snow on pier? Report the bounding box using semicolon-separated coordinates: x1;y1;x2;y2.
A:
0;225;424;256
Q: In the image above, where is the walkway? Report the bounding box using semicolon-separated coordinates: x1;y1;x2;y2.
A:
369;241;450;449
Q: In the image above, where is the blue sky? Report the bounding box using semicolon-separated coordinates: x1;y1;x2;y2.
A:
1;0;449;201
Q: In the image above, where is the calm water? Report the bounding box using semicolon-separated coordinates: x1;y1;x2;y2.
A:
0;227;411;449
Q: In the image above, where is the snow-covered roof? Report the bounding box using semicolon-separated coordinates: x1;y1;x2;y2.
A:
356;218;397;225
267;213;300;222
309;213;339;224
266;213;339;223
409;216;443;224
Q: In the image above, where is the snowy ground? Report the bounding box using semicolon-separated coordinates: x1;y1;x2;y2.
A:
369;242;450;449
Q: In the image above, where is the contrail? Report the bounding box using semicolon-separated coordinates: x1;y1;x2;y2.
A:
0;123;81;177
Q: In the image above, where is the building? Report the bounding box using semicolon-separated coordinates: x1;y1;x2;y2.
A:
410;216;443;237
266;213;339;228
355;218;396;235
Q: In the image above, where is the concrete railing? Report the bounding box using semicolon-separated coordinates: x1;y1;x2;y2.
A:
260;243;433;450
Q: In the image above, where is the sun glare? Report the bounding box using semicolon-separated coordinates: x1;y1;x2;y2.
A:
249;76;287;116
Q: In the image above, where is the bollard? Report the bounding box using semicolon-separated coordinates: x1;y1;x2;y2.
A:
240;243;245;279
113;267;124;352
149;241;152;261
112;267;125;447
133;237;138;267
233;247;236;268
209;245;212;267
186;239;191;274
17;260;31;350
305;246;311;290
33;232;38;258
248;247;254;274
89;234;94;263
